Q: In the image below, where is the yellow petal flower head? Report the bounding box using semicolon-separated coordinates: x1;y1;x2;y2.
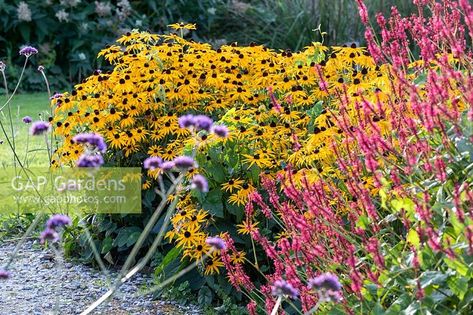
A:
168;22;197;30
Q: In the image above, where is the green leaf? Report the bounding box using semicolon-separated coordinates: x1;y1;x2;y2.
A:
101;236;113;254
356;215;370;230
154;246;182;276
113;226;142;248
444;257;469;277
226;202;244;222
197;286;213;305
379;188;388;209
126;231;142;247
18;24;30;42
206;164;226;183
407;229;420;249
202;189;224;218
447;276;468;300
143;188;156;208
401;301;420;315
371;303;385;315
420;271;448;288
390;198;415;218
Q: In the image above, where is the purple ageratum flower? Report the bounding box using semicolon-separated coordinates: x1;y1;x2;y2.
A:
0;268;10;280
191;174;208;193
76;154;104;168
29;121;50;135
46;214;71;230
19;46;38;57
22;116;32;124
211;125;229;138
206;236;226;250
173;156;195;170
193;115;213;131
143;156;162;170
160;161;175;171
73;133;107;153
308;273;341;292
308;273;342;302
178;114;196;129
271;280;299;299
50;92;64;100
40;228;59;244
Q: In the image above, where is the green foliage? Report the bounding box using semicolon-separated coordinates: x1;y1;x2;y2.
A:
0;0;418;92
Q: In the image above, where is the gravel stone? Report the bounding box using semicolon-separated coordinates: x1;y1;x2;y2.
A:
0;240;202;315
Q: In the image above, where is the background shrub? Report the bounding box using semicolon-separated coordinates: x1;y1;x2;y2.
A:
0;0;415;92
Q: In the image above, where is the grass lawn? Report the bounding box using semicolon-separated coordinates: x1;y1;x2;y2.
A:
0;93;52;167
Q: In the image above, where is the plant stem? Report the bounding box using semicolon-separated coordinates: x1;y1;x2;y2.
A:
80;174;185;315
0;58;28;113
137;249;214;296
270;296;283;315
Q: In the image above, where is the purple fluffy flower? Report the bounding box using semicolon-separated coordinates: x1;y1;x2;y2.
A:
211;125;229;138
191;174;208;192
0;268;10;280
50;93;64;100
308;273;341;292
22;116;32;124
143;156;162;170
206;236;226;250
46;214;71;230
73;133;107;153
178;114;214;131
76;154;104;168
308;273;342;302
160;161;175;171
19;46;38;57
29;121;50;136
271;280;299;299
178;114;195;129
193;115;213;131
173;156;195;169
40;228;59;244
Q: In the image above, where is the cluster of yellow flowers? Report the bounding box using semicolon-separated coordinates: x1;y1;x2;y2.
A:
50;28;392;273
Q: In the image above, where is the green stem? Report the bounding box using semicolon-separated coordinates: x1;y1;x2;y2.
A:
0;57;28;113
80;174;185;315
250;236;259;268
137;249;214;296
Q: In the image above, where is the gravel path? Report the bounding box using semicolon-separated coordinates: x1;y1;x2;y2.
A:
0;240;202;315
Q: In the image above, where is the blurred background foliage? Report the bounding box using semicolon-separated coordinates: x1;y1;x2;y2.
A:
0;0;415;92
